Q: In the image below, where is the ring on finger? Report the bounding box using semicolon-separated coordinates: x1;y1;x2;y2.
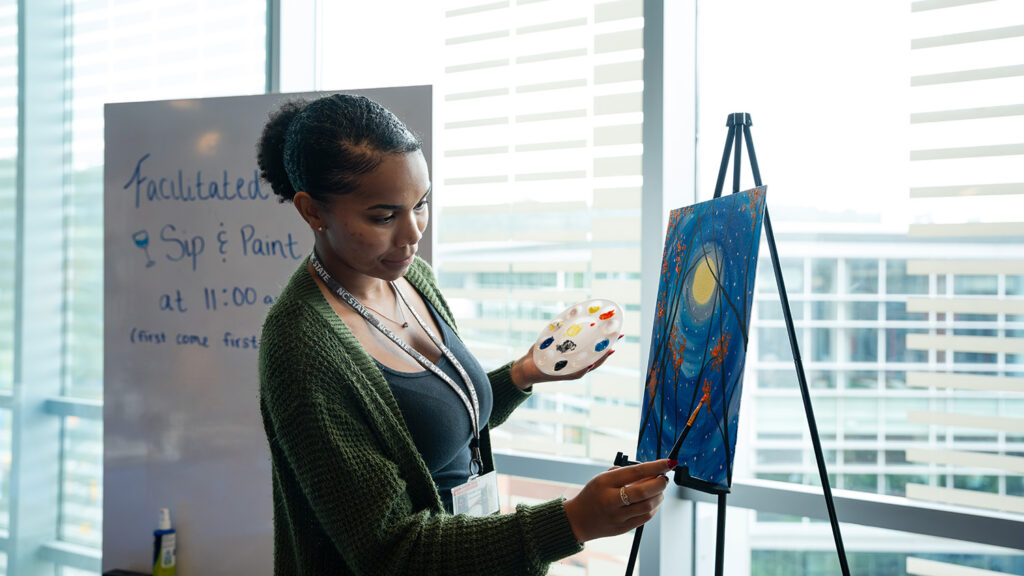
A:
619;486;632;506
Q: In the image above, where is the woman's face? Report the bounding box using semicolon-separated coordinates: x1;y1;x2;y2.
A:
318;150;431;283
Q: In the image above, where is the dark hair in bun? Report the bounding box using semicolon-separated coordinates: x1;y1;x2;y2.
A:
256;94;421;203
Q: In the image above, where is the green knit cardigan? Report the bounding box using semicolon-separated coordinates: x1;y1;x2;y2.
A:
259;256;584;575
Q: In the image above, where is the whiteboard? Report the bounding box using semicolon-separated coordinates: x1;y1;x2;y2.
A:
103;86;432;575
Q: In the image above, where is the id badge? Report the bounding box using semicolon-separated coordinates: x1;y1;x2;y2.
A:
451;470;500;516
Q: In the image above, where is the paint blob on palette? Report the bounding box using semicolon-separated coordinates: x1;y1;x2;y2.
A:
532;299;624;376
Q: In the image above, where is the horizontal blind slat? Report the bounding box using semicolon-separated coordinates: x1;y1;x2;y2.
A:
907;371;1024;392
907;259;1024;274
905;448;1024;474
906;484;1024;514
907;410;1024;433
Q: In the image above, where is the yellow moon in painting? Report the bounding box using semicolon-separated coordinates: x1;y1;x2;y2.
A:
692;255;717;305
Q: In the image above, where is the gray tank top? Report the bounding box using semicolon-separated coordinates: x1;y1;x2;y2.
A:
374;298;494;513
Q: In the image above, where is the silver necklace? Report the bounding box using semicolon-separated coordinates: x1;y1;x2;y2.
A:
359;282;409;328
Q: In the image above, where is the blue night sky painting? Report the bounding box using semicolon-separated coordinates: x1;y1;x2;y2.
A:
637;186;767;491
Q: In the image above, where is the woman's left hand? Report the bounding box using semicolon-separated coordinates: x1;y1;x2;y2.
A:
510;334;622;390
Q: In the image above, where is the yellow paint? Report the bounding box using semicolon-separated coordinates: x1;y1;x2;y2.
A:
588;305;600;314
693;256;717;304
548;320;562;331
566;324;583;337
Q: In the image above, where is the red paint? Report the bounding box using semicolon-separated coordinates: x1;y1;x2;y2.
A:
599;310;615;320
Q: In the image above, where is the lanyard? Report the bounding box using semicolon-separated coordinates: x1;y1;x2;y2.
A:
310;251;484;475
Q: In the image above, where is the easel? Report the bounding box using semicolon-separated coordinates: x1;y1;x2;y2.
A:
618;113;851;576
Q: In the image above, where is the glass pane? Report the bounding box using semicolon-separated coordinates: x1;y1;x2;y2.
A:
59;568;99;576
757;296;804;321
846;259;878;294
846;370;877;390
64;0;268;400
55;0;268;556
884;370;906;390
759;257;803;294
808;370;835;390
500;475;636;574
700;505;1024;576
843;449;877;464
885;398;929;442
756;397;803;440
759;327;793;362
0;408;10;531
845;301;877;321
811;397;837;441
811;301;837;320
885;301;926;322
0;2;14;563
692;504;1019;573
60;416;102;547
422;0;645;461
886;259;928;295
811;260;837;294
953;275;997;296
811;328;834;362
885;328;927;363
703;4;1024;564
758;370;796;390
846;328;878;362
1007;275;1023;296
0;0;16;395
844;398;879;442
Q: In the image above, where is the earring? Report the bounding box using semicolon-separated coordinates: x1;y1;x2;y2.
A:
317;226;325;232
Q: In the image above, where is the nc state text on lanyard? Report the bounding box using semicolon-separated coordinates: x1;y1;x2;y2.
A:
309;251;484;475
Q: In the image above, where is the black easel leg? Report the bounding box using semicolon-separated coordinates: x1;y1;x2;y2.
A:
740;120;850;576
715;493;727;576
624;525;642;576
763;208;851;576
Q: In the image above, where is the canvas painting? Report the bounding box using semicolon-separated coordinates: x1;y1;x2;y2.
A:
637;186;767;490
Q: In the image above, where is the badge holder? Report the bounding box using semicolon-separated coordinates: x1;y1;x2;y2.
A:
451;470;500;517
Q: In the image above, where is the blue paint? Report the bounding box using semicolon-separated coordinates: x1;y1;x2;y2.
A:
637;186;767;489
539;337;554;350
595;338;610;352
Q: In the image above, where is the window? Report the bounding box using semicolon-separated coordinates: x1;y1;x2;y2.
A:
702;0;1024;572
811;259;837;294
431;0;645;463
886;259;928;295
5;1;266;573
0;0;17;539
846;259;879;295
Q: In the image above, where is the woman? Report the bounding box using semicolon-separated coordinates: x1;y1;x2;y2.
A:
257;93;674;576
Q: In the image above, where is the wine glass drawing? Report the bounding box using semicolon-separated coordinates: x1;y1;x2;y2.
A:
132;229;155;268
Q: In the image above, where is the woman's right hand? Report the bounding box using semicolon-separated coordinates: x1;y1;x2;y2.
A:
562;458;677;543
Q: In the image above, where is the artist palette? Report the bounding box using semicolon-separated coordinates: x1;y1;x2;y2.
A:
532;299;624;376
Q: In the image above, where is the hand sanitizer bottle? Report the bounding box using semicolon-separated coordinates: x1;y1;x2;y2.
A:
153;508;176;576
